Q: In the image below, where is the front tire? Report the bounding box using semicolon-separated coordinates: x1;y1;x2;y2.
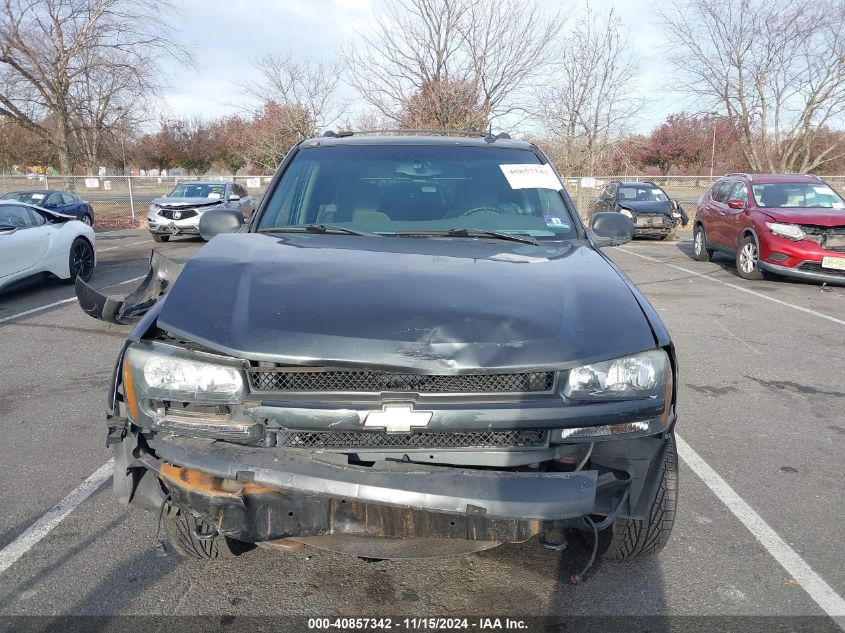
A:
81;214;93;226
736;235;766;280
163;506;250;559
599;432;678;560
152;234;170;243
67;237;95;282
693;224;714;261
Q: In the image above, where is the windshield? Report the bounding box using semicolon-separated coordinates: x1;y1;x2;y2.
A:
617;184;668;203
0;191;49;205
752;183;845;209
168;183;226;199
258;145;578;240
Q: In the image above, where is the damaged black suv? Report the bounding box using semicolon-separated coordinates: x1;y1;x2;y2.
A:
77;131;678;566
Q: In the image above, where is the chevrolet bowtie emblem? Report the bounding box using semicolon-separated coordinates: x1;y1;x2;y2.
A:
364;405;433;434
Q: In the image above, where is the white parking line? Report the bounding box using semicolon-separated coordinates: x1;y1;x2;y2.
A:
0;460;113;575
0;274;146;325
617;248;845;327
97;239;148;253
676;434;845;621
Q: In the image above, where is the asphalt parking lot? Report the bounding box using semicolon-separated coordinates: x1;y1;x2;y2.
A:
0;229;843;631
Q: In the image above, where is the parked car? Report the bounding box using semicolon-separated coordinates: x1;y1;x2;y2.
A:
591;181;688;239
0;190;94;225
693;173;845;284
76;132;677;567
0;201;95;294
147;180;255;242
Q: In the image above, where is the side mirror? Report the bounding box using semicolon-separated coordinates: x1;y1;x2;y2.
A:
228;194;241;202
589;211;634;247
0;224;17;235
199;209;243;240
727;199;745;209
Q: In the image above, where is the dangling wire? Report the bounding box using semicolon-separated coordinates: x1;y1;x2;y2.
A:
570;516;598;585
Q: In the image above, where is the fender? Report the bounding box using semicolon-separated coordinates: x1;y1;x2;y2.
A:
75;250;183;324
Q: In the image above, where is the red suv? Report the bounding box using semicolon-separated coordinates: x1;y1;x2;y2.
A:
694;173;845;284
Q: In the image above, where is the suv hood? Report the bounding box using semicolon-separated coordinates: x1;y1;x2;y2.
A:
152;197;225;209
758;207;845;226
155;233;657;372
617;200;672;215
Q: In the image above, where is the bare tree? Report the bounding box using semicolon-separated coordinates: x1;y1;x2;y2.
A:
659;0;845;173
343;0;563;128
241;54;347;139
535;5;640;174
0;0;188;174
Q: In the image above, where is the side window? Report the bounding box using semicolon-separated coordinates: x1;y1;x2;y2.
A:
46;193;63;207
61;193;76;205
234;184;247;198
0;205;34;228
730;182;748;203
27;209;46;226
606;184;617;201
712;181;733;203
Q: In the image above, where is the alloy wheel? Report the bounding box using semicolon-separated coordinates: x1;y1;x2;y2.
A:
72;240;94;280
694;230;703;256
739;242;758;274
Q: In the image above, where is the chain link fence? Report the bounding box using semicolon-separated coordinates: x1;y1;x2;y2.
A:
0;174;275;229
3;173;845;229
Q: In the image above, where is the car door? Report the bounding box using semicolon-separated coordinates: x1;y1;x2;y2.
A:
722;181;749;249
233;184;253;219
705;181;734;247
61;193;83;217
0;205;51;278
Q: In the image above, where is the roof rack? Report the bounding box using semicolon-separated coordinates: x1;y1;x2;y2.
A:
322;128;511;142
725;172;753;181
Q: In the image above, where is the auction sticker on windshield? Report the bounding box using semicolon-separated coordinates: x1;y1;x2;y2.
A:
499;164;562;190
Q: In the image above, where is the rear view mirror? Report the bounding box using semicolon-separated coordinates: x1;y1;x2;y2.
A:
589;211;634;247
727;199;745;209
199;209;244;240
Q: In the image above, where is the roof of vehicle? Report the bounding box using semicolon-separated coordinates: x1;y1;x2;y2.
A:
614;181;663;188
174;180;231;185
718;173;825;184
299;132;535;151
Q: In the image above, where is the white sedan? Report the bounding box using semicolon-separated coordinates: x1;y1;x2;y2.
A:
0;200;96;294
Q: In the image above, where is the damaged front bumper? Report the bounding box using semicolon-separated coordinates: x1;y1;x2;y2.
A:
114;425;671;544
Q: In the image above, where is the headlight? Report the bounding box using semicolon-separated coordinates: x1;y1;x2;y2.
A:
562;349;670;402
619;208;633;219
125;345;245;403
148;204;159;213
766;222;805;241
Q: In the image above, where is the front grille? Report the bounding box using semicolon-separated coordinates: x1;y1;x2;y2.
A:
158;209;198;220
801;226;845;253
635;214;670;227
274;429;548;449
248;369;555;393
797;262;845;277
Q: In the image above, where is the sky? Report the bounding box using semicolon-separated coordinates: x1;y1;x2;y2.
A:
158;0;692;135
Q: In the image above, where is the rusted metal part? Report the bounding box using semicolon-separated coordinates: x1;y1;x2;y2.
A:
161;463;559;544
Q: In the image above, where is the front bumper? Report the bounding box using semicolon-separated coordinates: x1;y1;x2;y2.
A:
147;214;201;235
759;260;845;286
117;430;669;544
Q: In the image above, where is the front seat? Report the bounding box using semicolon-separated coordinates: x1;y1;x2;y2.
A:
760;187;788;208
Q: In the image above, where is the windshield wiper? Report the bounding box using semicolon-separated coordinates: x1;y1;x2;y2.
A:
258;224;380;237
396;228;538;245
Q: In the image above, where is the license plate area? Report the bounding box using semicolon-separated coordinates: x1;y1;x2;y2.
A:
821;256;845;270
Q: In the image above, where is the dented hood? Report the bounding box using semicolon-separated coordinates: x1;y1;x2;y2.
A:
155;233;657;372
